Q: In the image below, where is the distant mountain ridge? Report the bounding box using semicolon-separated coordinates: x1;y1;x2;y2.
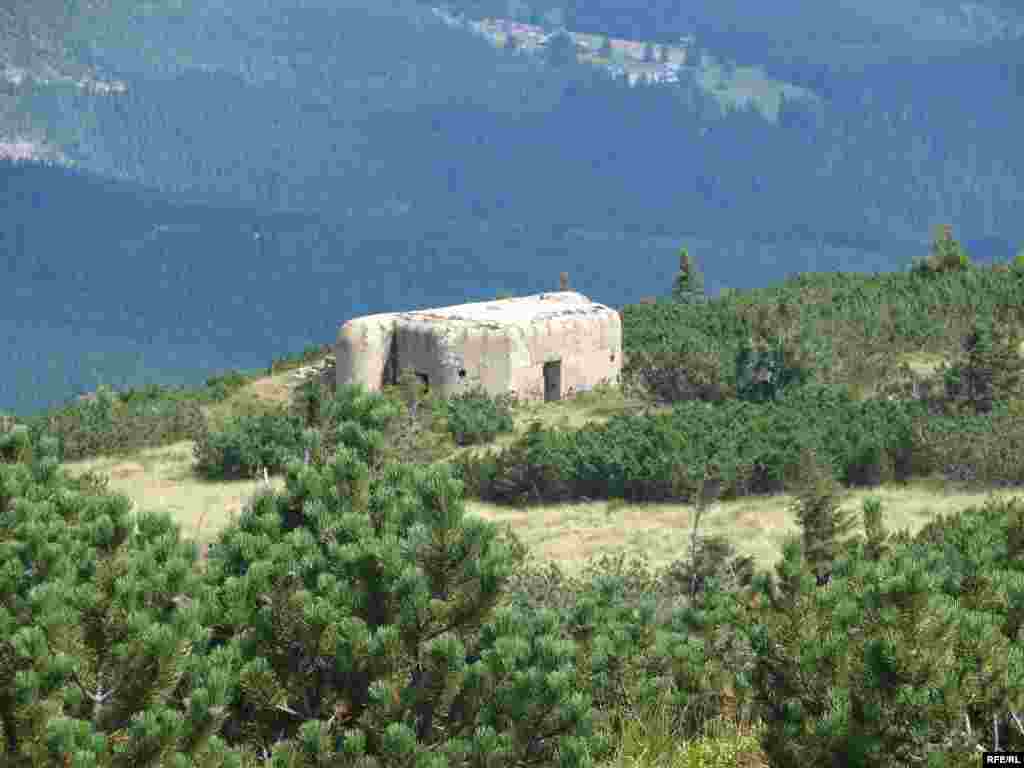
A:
3;0;1024;418
0;0;128;161
429;6;820;122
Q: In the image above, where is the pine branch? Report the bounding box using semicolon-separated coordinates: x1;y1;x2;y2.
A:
1011;710;1024;738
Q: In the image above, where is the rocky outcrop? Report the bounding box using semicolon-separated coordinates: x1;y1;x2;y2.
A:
286;354;336;393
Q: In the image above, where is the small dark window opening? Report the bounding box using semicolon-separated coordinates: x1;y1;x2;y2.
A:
543;360;562;402
610;352;616;362
383;334;400;386
416;372;429;390
458;368;467;379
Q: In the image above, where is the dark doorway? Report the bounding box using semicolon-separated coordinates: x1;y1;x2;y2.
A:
382;334;400;386
543;361;562;402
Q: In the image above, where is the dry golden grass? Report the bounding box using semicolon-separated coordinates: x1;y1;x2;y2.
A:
54;367;1024;579
59;437;1024;582
59;440;289;559
467;482;1024;578
199;368;300;427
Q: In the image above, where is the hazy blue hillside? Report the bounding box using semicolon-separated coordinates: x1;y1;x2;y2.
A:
3;0;1023;416
434;0;1024;55
3;158;925;417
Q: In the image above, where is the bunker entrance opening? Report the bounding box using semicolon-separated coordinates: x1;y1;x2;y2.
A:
543;360;562;402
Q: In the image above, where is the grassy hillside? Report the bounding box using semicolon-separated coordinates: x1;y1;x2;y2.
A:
53;381;1022;581
4;245;1024;765
13;243;1024;567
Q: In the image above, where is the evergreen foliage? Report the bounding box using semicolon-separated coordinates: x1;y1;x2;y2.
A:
378;369;452;465
498;545;761;748
7;256;1024;766
785;445;857;586
733;334;812;404
860;496;890;563
192;410;307;481
670;248;706;305
750;495;1024;766
198;389;605;767
20;385;205;464
908;408;1024;489
910;224;973;276
201;371;251;403
628;265;1024;409
941;311;1024;416
0;435;234;767
444;388;515;446
454;386;923;504
0;421;34;466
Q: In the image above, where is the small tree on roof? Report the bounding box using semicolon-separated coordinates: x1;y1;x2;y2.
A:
671;247;707;304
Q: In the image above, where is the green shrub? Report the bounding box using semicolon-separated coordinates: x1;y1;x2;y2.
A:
113;381;201;406
671;247;708;305
203;369;252;402
625;264;1024;422
624;330;735;404
734;334;812;403
910;223;973;276
291;379;449;468
288;375;329;430
451;421;575;504
200;441;611;766
786;445;857;586
940;312;1024;415
0;444;235;767
456;386;925;505
655;535;757;608
445;387;515;445
749;495;1024;766
32;385;205;463
268;342;331;374
608;686;763;768
0;422;34;465
909;410;1024;488
191;408;306;480
501;548;760;746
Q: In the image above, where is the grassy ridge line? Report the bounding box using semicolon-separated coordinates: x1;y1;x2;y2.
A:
6;260;1024;767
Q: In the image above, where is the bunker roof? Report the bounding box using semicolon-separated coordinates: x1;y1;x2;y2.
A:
389;291;613;328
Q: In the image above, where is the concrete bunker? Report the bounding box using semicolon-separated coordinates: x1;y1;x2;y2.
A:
335;284;621;402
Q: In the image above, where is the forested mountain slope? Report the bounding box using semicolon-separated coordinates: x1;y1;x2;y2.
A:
3;0;1023;417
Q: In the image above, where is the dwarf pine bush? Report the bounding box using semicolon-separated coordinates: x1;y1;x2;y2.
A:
0;436;235;768
197;386;608;766
444;387;515;446
192;409;307;480
749;495;1024;767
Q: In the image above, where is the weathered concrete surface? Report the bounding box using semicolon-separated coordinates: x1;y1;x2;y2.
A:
336;292;621;401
